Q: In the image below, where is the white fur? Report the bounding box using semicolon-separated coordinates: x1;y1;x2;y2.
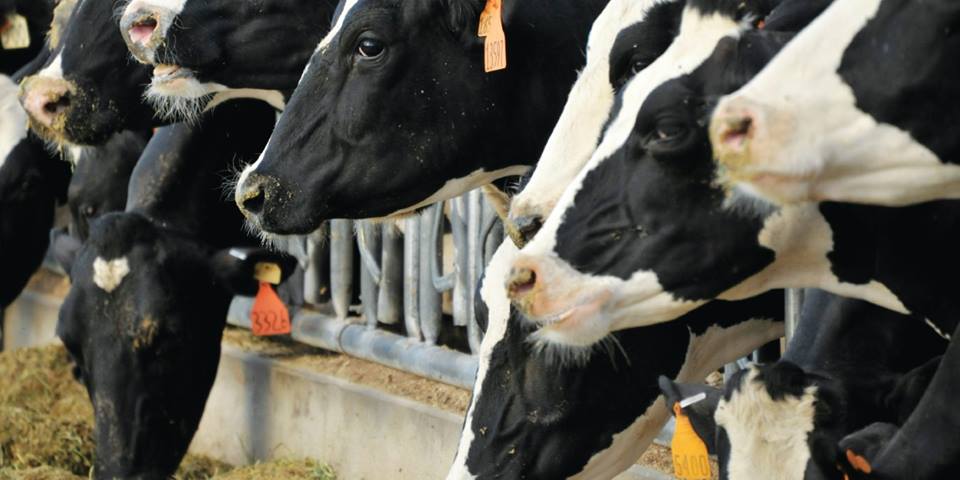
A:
36;51;64;80
509;0;665;223
715;368;818;480
146;73;286;122
93;256;131;293
0;75;28;171
390;165;530;217
714;0;960;206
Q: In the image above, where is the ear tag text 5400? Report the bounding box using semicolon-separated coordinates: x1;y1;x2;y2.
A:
671;401;712;480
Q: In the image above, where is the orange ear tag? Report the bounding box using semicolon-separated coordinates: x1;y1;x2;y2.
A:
671;402;712;480
250;262;289;336
251;282;291;336
477;0;506;72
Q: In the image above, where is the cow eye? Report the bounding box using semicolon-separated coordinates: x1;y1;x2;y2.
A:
655;122;685;142
357;38;385;59
630;60;649;76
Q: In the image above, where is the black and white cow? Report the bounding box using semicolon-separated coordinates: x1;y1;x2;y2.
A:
0;0;54;75
661;290;946;480
54;99;295;479
446;240;785;479
508;6;960;478
0;73;70;310
66;129;150;240
711;0;960;207
118;0;339;120
234;0;613;235
18;0;158;146
504;0;686;246
448;2;790;478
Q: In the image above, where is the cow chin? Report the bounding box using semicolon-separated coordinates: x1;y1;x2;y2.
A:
146;72;214;123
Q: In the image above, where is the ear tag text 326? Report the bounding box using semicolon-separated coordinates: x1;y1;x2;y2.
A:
1;14;30;50
477;0;506;72
671;401;712;480
251;262;290;336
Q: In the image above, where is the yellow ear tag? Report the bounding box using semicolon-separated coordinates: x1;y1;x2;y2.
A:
671;402;712;480
254;262;282;285
1;14;30;50
477;0;506;72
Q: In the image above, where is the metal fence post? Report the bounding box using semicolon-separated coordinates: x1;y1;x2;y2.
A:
403;217;422;340
358;221;382;327
304;222;331;305
330;219;354;320
419;204;443;344
378;222;403;325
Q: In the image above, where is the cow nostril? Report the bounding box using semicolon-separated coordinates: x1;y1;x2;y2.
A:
129;17;159;45
507;267;537;299
43;94;71;116
241;185;266;215
721;115;753;149
515;216;543;243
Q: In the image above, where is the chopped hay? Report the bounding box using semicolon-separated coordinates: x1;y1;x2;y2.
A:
0;345;336;479
212;459;335;480
0;345;93;475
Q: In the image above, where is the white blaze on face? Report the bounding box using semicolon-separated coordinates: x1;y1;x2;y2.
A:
509;0;664;222
715;368;818;480
515;7;746;347
93;256;131;293
715;0;960;206
35;50;65;81
0;75;28;170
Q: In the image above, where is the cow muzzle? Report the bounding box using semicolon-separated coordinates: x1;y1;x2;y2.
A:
19;75;76;138
120;3;175;65
235;172;277;224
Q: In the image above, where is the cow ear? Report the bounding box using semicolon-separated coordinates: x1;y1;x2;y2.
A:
209;248;299;296
658;376;722;454
50;227;82;274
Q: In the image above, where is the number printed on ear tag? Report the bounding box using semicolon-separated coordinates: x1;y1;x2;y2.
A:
477;0;506;72
251;282;291;336
1;14;30;50
671;402;712;480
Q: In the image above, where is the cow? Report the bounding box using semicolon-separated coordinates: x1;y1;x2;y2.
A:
118;0;339;121
710;0;960;208
505;7;960;478
18;0;158;146
53;99;296;479
0;0;54;75
0;73;70;311
233;0;614;236
504;0;686;246
446;240;785;479
660;290;946;480
66;129;150;240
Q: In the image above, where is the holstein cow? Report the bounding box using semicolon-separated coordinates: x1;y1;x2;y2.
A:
118;0;339;120
504;0;686;246
0;73;70;311
0;0;54;75
448;1;790;478
18;0;158;146
234;0;613;235
53;99;295;479
66;129;149;240
711;0;960;207
660;290;946;480
508;10;960;479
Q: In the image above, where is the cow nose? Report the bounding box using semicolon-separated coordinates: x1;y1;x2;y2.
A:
120;8;169;64
236;173;270;217
505;214;544;248
20;79;73;128
506;264;539;304
710;100;761;167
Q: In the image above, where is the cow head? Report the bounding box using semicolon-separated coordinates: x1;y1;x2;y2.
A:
0;74;69;307
446;241;784;479
19;0;156;146
55;212;295;479
118;0;340;120
505;3;783;347
234;0;613;234
66;129;148;240
711;0;960;208
505;0;685;247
